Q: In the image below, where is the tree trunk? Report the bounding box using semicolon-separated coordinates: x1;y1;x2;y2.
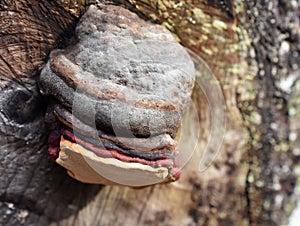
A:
0;0;299;226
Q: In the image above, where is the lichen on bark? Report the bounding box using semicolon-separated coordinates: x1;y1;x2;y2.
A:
237;1;300;225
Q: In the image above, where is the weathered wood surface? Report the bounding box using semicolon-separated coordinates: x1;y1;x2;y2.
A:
0;0;299;226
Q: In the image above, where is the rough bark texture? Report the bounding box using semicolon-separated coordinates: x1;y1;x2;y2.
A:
0;0;299;226
240;1;300;225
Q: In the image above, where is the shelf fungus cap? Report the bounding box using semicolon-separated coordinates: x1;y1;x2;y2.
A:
39;4;195;186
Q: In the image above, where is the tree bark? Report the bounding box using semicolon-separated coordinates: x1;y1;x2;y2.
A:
0;0;299;226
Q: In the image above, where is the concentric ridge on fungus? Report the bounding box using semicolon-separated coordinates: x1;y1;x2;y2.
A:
39;4;195;186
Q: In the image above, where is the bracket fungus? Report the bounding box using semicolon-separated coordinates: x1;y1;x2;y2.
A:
39;4;195;186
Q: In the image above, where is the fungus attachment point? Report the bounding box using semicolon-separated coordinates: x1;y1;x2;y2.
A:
40;4;202;186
